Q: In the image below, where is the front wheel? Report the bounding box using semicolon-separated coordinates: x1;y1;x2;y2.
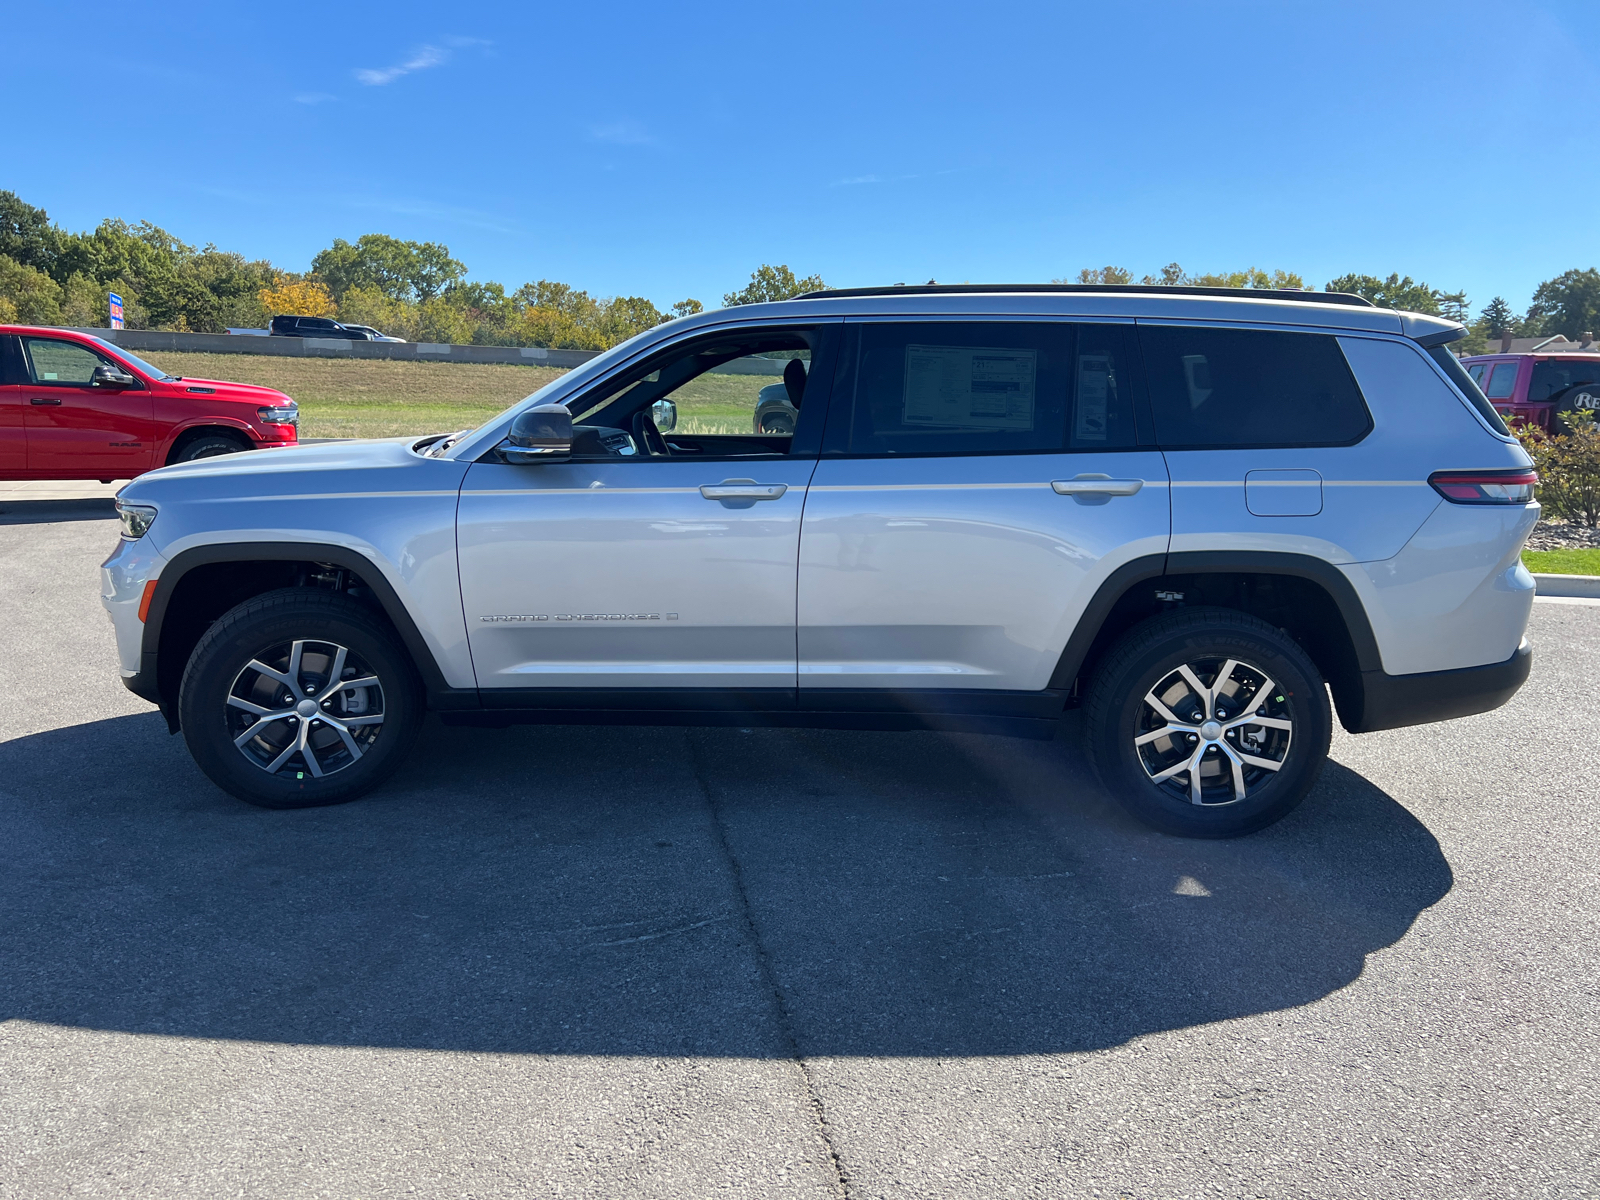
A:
1083;608;1332;838
171;435;250;464
178;589;423;808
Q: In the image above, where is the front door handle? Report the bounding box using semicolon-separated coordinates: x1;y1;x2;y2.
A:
1051;474;1143;497
700;479;788;501
29;397;62;406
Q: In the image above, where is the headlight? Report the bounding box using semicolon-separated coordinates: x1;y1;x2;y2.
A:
116;501;157;541
257;403;299;426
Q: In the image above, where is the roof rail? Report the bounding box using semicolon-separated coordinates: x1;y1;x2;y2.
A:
794;283;1376;308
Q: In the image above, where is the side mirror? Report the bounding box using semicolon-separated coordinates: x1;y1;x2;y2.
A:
650;398;677;432
91;364;136;388
500;402;573;464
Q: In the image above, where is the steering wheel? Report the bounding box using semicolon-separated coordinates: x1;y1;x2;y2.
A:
632;409;671;456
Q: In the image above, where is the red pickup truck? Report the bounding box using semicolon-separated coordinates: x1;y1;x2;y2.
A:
0;326;298;481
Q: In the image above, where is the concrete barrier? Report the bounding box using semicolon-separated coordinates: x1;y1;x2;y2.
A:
68;327;795;376
71;328;603;370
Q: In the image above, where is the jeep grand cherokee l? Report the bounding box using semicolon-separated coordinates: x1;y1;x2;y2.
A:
101;285;1536;837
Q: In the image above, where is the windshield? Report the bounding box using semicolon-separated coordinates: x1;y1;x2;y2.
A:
1530;358;1600;403
88;336;175;382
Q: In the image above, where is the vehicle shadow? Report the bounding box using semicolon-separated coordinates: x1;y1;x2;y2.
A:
0;498;117;526
0;712;1451;1058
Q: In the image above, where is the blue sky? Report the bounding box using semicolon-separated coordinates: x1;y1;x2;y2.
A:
6;1;1598;316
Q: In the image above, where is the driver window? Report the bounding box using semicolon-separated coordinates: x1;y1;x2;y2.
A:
23;338;111;386
573;329;819;457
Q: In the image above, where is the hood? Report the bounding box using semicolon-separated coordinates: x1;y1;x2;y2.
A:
118;436;435;499
163;376;293;403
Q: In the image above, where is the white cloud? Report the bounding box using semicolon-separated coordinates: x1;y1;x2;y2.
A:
355;45;447;86
590;120;656;147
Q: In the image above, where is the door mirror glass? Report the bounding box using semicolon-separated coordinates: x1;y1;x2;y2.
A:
650;398;677;432
501;402;573;464
91;364;136;388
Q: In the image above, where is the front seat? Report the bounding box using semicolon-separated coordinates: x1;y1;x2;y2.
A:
783;358;807;408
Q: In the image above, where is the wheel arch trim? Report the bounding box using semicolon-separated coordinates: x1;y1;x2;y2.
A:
139;541;464;715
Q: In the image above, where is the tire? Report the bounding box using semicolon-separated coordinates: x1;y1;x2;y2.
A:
178;589;423;809
172;435;250;464
1083;607;1332;838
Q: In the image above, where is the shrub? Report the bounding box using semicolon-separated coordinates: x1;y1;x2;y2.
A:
0;253;63;323
1518;409;1600;527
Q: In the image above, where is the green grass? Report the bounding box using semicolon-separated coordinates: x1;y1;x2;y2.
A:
137;350;782;440
1522;547;1600;576
137;351;568;439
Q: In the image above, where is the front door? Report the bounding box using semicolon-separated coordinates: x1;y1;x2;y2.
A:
19;335;155;478
798;319;1171;693
456;323;837;697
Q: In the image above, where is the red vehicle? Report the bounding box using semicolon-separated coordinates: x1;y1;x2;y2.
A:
0;326;297;481
1458;350;1600;432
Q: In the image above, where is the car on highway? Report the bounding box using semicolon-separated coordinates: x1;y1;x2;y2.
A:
1459;350;1600;431
268;315;393;341
102;285;1537;837
1;325;298;481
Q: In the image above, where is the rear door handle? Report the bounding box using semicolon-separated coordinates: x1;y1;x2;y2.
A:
700;479;788;501
1051;474;1143;496
29;397;62;406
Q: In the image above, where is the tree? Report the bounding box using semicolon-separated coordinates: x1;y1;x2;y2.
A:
311;234;466;302
1524;269;1600;340
671;298;704;319
1481;296;1518;338
723;264;825;306
0;191;59;276
1189;267;1305;290
1071;266;1133;285
1141;262;1187;286
1437;291;1469;325
1325;273;1442;314
0;253;63;323
258;278;337;317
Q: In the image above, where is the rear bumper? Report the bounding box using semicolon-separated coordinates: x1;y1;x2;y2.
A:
1340;638;1532;734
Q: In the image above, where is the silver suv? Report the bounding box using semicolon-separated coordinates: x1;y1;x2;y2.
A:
102;286;1538;837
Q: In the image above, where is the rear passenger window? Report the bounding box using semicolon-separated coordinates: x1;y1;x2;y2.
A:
831;321;1139;455
1485;362;1519;399
1139;325;1371;448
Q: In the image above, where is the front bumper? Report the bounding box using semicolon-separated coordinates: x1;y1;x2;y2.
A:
1339;638;1532;734
101;536;167;705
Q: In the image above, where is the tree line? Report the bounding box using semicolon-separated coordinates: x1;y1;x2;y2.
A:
4;189;1598;352
0;191;824;350
1070;263;1600;354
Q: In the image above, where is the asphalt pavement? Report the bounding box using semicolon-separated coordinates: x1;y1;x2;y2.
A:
1;505;1596;1198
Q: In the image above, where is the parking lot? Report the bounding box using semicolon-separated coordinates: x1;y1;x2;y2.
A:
1;501;1596;1199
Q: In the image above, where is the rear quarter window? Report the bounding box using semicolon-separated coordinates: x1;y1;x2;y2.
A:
1138;325;1371;449
1428;348;1511;435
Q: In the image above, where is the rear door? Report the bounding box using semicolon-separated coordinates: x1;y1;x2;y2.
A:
0;335;26;474
797;318;1170;694
19;335;155;477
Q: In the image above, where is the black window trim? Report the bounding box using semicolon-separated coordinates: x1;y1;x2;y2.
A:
1132;317;1376;452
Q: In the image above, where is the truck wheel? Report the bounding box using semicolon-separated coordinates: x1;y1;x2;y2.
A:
178;589;423;809
1083;608;1332;838
172;435;249;464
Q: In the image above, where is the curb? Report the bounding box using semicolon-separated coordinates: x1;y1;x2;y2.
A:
1532;573;1600;599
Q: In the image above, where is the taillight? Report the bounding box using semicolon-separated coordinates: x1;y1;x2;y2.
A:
1428;468;1538;505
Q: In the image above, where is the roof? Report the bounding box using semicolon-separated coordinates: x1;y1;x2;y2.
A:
1467;336;1600;357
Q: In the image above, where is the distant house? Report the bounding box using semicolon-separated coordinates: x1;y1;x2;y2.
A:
1487;333;1598;354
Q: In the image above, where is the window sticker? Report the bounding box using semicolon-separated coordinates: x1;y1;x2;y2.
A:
1075;354;1112;441
42;372;58;380
903;344;1036;430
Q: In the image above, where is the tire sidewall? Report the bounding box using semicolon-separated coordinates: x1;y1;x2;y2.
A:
1090;618;1331;838
180;600;421;808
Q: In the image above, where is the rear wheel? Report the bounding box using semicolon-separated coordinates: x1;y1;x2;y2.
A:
1083;608;1331;837
178;589;422;808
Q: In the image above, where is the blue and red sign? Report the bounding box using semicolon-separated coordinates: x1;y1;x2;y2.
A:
108;293;124;330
